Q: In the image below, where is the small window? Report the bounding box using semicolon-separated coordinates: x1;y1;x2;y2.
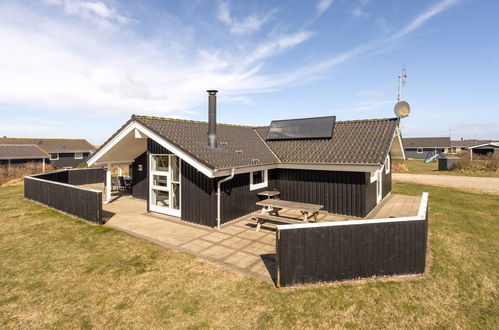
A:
385;155;390;174
416;148;423;154
250;169;268;191
50;153;59;160
75;152;83;159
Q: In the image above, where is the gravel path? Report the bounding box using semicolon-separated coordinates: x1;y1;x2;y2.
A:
393;173;499;195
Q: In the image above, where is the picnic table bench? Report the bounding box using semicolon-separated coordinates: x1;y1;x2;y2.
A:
253;199;324;231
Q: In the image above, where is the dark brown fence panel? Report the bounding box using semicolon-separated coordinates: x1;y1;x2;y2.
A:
67;168;106;185
24;177;103;224
36;171;69;183
276;197;428;287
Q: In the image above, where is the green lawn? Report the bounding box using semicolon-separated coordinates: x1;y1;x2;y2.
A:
1;184;498;328
395;159;499;177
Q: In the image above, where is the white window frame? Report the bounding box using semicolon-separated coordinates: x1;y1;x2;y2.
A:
416;148;423;154
74;152;83;160
385;154;390;174
250;169;268;191
50;153;59;160
148;154;181;217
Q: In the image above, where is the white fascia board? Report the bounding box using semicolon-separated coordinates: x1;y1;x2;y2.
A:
87;121;215;178
87;122;136;167
133;122;215;178
213;162;380;177
469;142;499;149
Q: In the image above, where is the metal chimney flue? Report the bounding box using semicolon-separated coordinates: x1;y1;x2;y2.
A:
207;90;218;148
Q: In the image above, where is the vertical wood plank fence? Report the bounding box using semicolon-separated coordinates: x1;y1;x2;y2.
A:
24;168;104;224
275;192;429;287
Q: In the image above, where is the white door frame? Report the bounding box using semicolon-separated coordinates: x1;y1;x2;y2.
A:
149;154;181;217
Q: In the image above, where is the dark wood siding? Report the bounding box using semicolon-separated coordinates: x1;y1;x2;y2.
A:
50;152;90;169
276;212;428;287
272;169;374;217
147;138;170;154
131;152;148;200
219;172;269;224
181;161;216;227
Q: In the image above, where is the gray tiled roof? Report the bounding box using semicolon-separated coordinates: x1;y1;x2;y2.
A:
135;116;279;169
450;139;490;147
402;137;451;148
0;138;95;153
0;144;50;160
255;118;398;164
131;115;398;169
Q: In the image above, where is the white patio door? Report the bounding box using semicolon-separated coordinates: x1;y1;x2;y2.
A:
149;154;181;217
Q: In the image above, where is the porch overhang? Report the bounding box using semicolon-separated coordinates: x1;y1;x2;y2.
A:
87;121;216;177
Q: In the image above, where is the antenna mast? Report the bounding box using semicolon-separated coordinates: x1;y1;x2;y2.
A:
397;67;407;101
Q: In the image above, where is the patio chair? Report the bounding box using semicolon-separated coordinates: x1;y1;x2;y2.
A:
118;176;131;193
111;176;121;192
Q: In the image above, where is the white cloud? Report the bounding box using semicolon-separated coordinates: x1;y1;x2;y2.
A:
316;0;334;17
0;0;459;122
393;0;459;39
241;31;313;66
351;0;370;18
42;0;129;25
0;3;313;118
217;1;275;34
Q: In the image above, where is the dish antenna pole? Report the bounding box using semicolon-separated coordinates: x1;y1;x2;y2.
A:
397;67;407;102
394;67;410;120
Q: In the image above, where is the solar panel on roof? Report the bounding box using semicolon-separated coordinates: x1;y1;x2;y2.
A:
267;116;336;140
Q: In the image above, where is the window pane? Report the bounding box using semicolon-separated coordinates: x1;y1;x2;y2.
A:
171;183;179;210
153;175;168;187
171;156;179;182
153;156;169;171
252;170;263;184
152;189;169;207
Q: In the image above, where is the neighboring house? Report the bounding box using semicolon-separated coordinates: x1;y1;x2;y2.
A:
0;144;50;167
0;138;95;169
449;139;491;154
402;137;451;159
88;91;405;229
468;142;499;158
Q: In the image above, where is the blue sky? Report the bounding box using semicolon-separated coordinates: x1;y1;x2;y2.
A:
0;0;497;144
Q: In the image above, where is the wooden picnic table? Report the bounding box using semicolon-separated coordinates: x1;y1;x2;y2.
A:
257;190;280;199
254;199;324;231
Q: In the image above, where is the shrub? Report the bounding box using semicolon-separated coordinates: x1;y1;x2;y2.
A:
0;162;56;185
392;161;409;173
452;153;499;173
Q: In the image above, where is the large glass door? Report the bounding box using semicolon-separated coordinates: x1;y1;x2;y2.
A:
149;154;180;217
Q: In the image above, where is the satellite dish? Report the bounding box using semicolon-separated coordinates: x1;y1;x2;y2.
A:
394;100;410;118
